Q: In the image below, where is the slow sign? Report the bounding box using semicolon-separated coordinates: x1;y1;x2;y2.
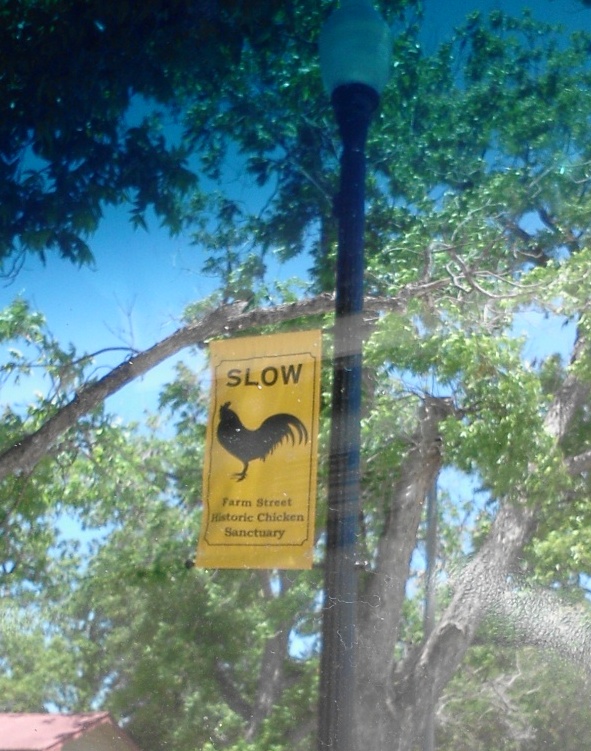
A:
196;330;322;569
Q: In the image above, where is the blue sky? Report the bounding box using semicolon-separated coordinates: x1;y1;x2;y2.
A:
1;210;208;418
422;0;588;50
1;0;587;423
0;0;587;651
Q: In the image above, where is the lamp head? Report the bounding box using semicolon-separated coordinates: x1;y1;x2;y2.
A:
319;0;392;97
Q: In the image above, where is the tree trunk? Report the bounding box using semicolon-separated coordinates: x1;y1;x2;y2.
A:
354;335;589;751
355;397;452;750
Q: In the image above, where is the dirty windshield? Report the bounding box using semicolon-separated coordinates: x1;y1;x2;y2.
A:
2;1;591;750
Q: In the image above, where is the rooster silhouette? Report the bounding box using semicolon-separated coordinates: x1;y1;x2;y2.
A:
217;401;308;481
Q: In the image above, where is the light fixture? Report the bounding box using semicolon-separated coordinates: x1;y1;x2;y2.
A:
319;0;391;97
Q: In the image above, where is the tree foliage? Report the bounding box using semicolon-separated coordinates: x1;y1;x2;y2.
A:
3;3;591;751
0;0;286;269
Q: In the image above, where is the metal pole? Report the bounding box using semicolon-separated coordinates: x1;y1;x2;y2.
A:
318;82;379;751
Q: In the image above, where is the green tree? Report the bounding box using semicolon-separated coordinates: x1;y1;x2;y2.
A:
0;0;286;269
3;4;591;751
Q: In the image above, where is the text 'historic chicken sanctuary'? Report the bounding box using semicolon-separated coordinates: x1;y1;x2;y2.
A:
196;330;322;569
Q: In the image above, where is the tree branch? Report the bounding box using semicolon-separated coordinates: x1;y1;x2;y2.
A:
565;448;591;476
0;298;323;481
356;396;455;749
384;334;591;751
213;660;253;721
245;627;291;741
494;585;591;670
0;283;447;483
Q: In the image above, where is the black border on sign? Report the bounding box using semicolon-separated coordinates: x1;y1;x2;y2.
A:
203;347;321;548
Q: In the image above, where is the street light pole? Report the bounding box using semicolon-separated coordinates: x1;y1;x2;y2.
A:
317;80;377;751
318;4;391;751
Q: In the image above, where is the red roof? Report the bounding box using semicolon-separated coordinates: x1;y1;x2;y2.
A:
0;713;141;751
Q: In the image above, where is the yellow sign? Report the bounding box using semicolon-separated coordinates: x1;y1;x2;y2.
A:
196;330;322;569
